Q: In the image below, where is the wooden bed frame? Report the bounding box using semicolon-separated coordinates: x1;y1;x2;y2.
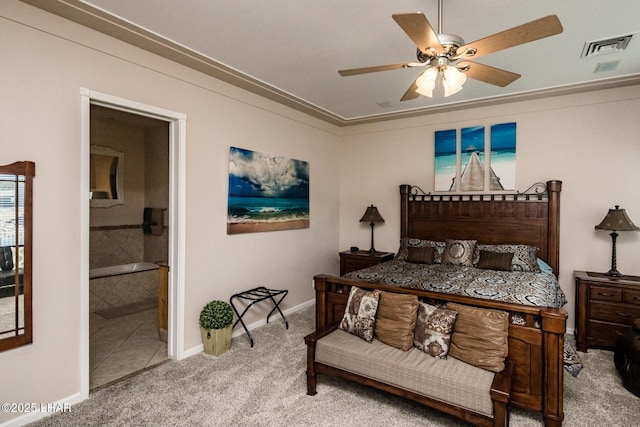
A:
312;181;567;426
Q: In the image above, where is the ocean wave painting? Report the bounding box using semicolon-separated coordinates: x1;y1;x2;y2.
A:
227;147;309;234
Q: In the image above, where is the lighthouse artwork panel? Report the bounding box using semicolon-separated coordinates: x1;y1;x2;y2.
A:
434;122;516;192
489;122;516;190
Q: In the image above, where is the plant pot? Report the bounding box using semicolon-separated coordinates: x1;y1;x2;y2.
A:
201;325;232;356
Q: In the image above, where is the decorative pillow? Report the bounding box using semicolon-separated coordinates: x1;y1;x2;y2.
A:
414;302;458;358
476;250;514;271
447;302;509;372
395;238;446;263
473;244;541;272
339;287;380;342
442;240;477;266
0;246;14;271
537;258;554;275
407;246;436;264
374;291;419;351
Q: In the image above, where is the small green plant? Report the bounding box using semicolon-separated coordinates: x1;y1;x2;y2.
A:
199;300;234;330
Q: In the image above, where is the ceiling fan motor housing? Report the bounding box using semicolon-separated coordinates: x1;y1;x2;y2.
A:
416;33;465;64
437;33;465;53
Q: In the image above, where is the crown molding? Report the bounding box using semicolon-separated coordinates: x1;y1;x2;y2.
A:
21;0;640;127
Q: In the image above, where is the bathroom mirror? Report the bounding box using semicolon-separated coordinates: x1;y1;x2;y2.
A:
90;145;124;208
0;161;34;352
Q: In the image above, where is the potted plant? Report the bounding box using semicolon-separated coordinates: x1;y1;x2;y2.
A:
199;300;234;356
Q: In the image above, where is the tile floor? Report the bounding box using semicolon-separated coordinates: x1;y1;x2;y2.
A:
90;306;168;390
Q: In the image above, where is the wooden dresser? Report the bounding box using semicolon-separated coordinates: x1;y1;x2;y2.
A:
574;270;640;352
339;250;394;275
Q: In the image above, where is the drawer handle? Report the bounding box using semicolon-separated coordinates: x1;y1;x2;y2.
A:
615;331;623;336
597;292;614;297
615;311;632;318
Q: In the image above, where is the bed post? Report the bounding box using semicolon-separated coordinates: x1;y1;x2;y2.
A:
546;180;562;277
541;308;567;427
400;184;410;239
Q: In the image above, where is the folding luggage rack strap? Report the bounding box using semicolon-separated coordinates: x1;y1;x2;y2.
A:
230;286;289;347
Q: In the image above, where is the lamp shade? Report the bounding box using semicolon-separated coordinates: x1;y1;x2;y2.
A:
595;205;639;232
415;67;438;98
360;205;384;223
442;66;466;97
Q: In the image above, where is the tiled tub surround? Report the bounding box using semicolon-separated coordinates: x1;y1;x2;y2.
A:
90;226;144;269
89;263;159;313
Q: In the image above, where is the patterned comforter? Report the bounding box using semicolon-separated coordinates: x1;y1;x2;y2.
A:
342;260;567;308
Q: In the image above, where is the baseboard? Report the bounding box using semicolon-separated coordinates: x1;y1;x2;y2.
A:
183;298;314;358
0;392;84;427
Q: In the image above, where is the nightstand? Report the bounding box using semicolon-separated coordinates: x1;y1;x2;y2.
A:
339;250;394;275
574;270;640;352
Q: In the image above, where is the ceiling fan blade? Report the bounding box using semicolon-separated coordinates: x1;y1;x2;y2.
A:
458;61;520;87
392;13;442;55
400;79;420;101
454;15;563;60
339;62;420;76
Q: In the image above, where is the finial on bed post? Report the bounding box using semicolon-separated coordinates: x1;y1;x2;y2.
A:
546;181;562;277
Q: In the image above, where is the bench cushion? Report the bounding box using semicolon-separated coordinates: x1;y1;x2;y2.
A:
316;329;495;416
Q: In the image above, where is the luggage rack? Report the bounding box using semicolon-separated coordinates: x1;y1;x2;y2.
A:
230;286;288;347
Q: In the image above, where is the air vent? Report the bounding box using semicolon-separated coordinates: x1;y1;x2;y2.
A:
582;34;635;58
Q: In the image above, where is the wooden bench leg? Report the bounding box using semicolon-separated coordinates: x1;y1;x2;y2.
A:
492;401;509;427
306;371;317;396
305;334;317;395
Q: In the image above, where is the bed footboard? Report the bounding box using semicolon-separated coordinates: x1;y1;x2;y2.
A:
313;274;567;426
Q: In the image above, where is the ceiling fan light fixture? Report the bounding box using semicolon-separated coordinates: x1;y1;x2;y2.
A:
442;65;466;97
415;66;438;97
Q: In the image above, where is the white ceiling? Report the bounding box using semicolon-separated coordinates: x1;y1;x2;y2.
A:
24;0;640;126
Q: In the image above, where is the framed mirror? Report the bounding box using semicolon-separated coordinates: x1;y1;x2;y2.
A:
90;145;124;207
0;161;34;352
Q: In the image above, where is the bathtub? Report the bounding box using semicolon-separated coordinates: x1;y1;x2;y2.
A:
90;262;159;279
89;262;159;313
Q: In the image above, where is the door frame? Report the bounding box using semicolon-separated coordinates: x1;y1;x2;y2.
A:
80;88;187;398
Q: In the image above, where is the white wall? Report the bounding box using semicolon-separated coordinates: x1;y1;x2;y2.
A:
339;85;640;332
0;2;340;424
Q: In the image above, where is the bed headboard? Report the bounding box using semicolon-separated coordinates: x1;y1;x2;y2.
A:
400;181;562;276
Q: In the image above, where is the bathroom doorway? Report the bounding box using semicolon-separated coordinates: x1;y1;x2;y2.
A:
88;105;170;390
80;89;187;397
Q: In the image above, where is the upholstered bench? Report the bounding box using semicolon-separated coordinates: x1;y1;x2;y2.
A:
305;287;514;426
318;327;509;416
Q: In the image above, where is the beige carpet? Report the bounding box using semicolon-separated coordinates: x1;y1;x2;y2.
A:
29;306;638;426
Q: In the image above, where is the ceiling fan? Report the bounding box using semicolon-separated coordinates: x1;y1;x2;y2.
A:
338;0;563;100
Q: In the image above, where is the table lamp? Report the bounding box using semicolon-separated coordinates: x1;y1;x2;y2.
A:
595;205;639;276
360;205;384;253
